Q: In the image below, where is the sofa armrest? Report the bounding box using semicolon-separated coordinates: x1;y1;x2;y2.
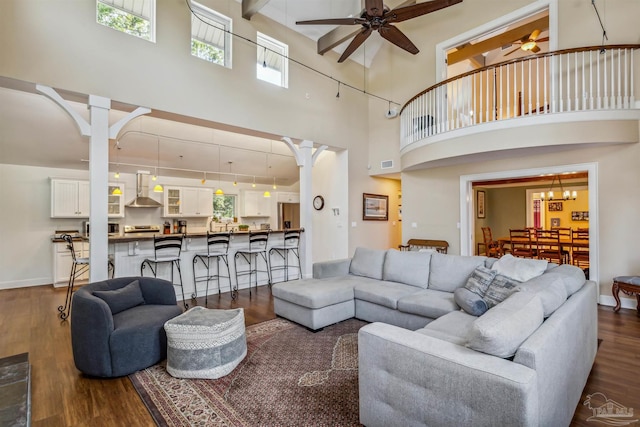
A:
312;258;351;279
358;322;539;427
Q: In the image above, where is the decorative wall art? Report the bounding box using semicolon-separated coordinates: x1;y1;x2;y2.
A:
477;191;486;219
548;202;563;212
571;211;589;221
363;193;388;221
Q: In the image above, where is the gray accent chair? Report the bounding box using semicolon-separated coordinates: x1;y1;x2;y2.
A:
71;276;183;378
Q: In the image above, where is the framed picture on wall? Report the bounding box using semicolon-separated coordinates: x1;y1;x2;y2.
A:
551;218;561;227
363;193;388;221
548;202;563;211
477;190;486;219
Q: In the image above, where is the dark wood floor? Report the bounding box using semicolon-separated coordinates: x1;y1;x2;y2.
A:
0;284;638;426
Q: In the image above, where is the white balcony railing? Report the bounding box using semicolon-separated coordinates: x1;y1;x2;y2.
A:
400;45;639;149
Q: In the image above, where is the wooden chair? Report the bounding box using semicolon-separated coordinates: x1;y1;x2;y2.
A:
399;239;448;254
571;229;590;269
552;227;572;263
536;229;564;264
481;227;503;257
509;229;536;258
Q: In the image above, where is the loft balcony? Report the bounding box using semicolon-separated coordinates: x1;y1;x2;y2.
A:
400;45;640;170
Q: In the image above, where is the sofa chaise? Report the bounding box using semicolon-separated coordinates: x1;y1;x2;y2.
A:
271;247;597;426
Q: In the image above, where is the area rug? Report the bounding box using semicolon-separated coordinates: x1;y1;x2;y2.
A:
130;318;367;426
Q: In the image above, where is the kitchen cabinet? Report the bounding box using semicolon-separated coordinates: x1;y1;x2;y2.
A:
242;191;271;217
51;179;90;218
164;186;213;217
53;240;89;287
276;192;300;203
51;179;124;218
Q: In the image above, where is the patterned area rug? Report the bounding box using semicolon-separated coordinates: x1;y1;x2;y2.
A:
130;318;367;426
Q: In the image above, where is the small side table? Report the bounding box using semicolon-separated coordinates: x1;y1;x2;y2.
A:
612;276;640;315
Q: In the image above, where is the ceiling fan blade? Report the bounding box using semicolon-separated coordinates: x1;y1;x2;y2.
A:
365;0;385;17
503;47;521;57
296;18;367;26
338;27;373;63
531;45;541;53
379;24;419;54
529;29;541;40
385;0;462;23
535;37;550;43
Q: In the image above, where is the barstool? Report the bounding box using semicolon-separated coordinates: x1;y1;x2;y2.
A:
234;230;271;296
141;234;187;308
192;232;233;305
57;234;114;320
269;229;302;283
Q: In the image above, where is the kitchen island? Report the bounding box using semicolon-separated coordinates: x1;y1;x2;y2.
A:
108;229;302;301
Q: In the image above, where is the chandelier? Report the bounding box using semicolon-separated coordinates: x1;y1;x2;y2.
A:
539;175;577;201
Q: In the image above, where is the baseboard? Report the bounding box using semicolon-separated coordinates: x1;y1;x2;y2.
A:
0;278;51;290
599;295;637;310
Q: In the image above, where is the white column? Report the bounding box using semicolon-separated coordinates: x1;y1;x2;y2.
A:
298;141;313;278
88;95;111;282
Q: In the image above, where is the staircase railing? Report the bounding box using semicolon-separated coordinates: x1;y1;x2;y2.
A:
400;45;639;149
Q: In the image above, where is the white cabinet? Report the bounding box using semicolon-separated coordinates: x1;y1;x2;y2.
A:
164;186;213;217
51;179;90;218
242;191;271;217
53;240;89;287
51;179;124;218
276;192;300;203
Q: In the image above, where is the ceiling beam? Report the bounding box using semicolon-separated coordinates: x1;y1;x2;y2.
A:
242;0;270;21
317;0;416;55
447;16;548;66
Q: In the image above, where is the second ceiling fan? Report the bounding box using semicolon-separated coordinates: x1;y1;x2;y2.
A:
296;0;463;63
503;29;549;57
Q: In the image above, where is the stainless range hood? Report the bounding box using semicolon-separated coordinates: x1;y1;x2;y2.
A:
126;173;163;208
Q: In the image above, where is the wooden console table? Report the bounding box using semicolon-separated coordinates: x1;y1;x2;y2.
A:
612;276;640;315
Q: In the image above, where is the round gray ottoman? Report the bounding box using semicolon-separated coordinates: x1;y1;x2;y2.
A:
164;306;246;379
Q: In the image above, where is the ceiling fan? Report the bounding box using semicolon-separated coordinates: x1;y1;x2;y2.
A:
503;29;549;57
296;0;463;63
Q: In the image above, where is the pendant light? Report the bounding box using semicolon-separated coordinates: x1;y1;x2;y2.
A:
263;190;271;198
153;138;164;193
539;175;577;201
228;161;237;186
112;142;122;195
252;176;256;188
272;177;277;190
201;172;206;185
215;145;224;196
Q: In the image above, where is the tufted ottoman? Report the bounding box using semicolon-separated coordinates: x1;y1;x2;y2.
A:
164;306;247;379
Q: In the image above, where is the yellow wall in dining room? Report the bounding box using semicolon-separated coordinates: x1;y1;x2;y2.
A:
544;189;589;230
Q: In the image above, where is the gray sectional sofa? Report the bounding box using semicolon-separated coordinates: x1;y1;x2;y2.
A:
271;247;598;427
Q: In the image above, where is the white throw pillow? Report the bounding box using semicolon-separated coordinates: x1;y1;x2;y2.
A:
491;254;547;282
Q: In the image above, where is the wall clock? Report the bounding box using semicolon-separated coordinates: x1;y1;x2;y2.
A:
313;195;325;210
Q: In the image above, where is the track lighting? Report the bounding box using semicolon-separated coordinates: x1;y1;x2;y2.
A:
272;177;277;190
252;176;256;188
201;172;206;185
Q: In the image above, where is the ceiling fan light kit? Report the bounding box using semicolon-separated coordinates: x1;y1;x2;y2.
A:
296;0;463;63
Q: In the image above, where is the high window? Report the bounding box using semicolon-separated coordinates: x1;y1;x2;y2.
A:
96;0;155;42
190;2;232;68
257;32;288;88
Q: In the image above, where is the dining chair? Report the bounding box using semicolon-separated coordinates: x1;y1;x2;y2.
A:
571;229;590;269
552;227;572;263
509;229;536;258
481;227;503;258
536;229;564;264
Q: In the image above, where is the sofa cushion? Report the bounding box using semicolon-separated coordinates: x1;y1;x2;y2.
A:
466;292;544;358
382;249;431;288
454;287;489;316
491;254;548;282
417;310;477;345
350;247;386;280
547;264;586;295
354;281;422;310
517;275;568;317
93;279;145;315
271;278;355;309
397;289;459;318
483;274;521;309
429;253;487;292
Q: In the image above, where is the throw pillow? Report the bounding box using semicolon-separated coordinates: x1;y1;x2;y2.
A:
454;287;489;316
93;280;145;315
483;274;521;308
464;266;497;296
349;247;386;280
466;292;544;358
491;254;548;282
